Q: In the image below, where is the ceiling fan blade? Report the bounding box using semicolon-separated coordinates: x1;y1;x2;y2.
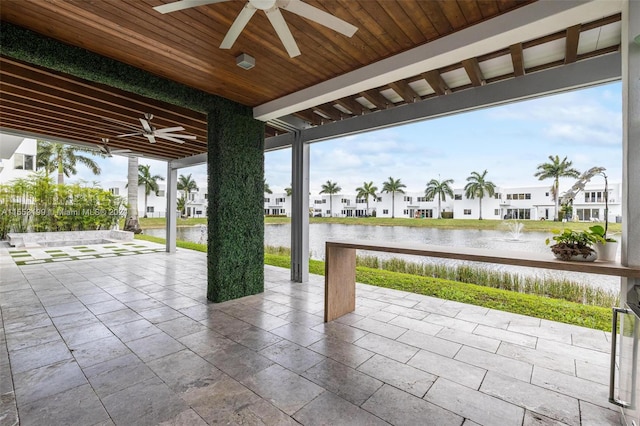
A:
279;0;357;37
145;134;157;144
159;133;197;140
139;118;153;133
220;4;257;49
155;126;185;134
265;7;301;57
156;135;187;144
116;132;143;138
153;0;229;14
112;149;132;154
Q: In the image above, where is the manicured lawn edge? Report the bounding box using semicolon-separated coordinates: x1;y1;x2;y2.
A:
135;234;612;331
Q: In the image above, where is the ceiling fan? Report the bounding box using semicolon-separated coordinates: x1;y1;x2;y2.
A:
153;0;358;58
103;113;197;144
97;138;132;157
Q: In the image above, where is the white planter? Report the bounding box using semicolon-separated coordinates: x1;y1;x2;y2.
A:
595;241;619;262
553;250;598;262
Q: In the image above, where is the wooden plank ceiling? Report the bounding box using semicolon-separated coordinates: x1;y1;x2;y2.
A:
0;1;622;160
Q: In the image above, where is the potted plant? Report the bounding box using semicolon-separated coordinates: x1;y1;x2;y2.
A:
545;228;598;262
588;224;619;262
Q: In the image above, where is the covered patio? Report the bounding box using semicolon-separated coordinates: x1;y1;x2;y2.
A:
1;0;639;424
0;243;620;425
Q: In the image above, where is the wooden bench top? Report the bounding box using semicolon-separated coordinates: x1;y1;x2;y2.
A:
325;240;640;278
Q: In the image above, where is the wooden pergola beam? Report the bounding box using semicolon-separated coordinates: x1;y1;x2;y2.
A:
462;58;486;87
422;70;450;96
359;89;389;110
510;43;525;77
388;80;418;103
565;24;581;64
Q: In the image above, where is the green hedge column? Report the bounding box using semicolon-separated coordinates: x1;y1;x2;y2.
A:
207;108;265;302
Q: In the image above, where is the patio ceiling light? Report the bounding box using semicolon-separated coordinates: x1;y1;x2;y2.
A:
236;53;255;70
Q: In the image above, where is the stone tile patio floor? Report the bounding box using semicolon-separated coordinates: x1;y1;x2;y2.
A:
0;242;622;425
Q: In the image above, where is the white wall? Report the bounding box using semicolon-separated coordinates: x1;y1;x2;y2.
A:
0;138;37;183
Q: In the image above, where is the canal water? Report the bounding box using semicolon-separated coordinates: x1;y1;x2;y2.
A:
144;223;620;291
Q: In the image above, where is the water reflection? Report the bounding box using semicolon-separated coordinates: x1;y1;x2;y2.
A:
144;223;620;291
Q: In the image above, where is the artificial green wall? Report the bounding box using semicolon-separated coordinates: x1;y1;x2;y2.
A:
207;110;265;302
1;23;265;302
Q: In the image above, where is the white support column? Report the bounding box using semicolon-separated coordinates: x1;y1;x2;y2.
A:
291;131;309;282
166;162;178;253
622;0;640;271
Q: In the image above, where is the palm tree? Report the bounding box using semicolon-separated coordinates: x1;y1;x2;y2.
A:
285;184;293;197
534;155;581;221
264;179;273;194
177;174;198;216
355;181;378;217
382;177;406;218
138;164;164;218
124;155;142;233
464;170;496;220
36;140;103;184
424;178;454;219
319;180;341;217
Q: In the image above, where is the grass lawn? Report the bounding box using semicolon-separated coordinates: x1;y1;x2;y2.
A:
135;234;613;332
135;216;621;234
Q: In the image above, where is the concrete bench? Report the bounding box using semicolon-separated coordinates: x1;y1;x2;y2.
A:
324;240;640;322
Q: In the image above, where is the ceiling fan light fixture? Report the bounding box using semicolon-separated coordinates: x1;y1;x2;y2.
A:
236;53;255;70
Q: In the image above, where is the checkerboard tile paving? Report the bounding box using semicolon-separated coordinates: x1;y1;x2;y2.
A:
8;241;165;265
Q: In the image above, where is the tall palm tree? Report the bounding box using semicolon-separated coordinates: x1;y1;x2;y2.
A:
382;177;406;218
264;179;273;194
124;155;142;233
464;170;496;220
285;184;293;197
424;178;454;219
36;140;103;184
319;180;341;217
177;173;199;216
355;181;378;217
138;164;164;218
534;155;580;221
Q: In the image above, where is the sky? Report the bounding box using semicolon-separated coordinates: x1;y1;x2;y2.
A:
70;82;622;195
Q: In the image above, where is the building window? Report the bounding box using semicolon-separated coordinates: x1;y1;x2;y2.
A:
376;197;382;202
314;200;323;204
157;190;166;197
494;209;500;215
403;196;412;202
403;209;409;215
454;194;462;200
280;209;285;214
264;198;270;203
146;206;154;213
545;192;550;197
326;210;330;214
323;199;327;204
276;197;285;203
341;198;350;204
576;208;600;221
14;153;34;170
525;193;531;200
506;194;513;200
464;209;471;215
383;209;389;215
204;193;208;199
109;187;119;195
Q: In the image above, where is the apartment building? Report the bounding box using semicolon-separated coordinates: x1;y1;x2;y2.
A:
279;182;622;222
0;136;36;183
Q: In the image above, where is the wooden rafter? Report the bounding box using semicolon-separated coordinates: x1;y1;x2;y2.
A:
461;58;486;86
388;80;418;103
334;97;370;116
359;90;389;110
509;43;525;77
565;24;581;64
422;70;451;96
313;104;343;122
